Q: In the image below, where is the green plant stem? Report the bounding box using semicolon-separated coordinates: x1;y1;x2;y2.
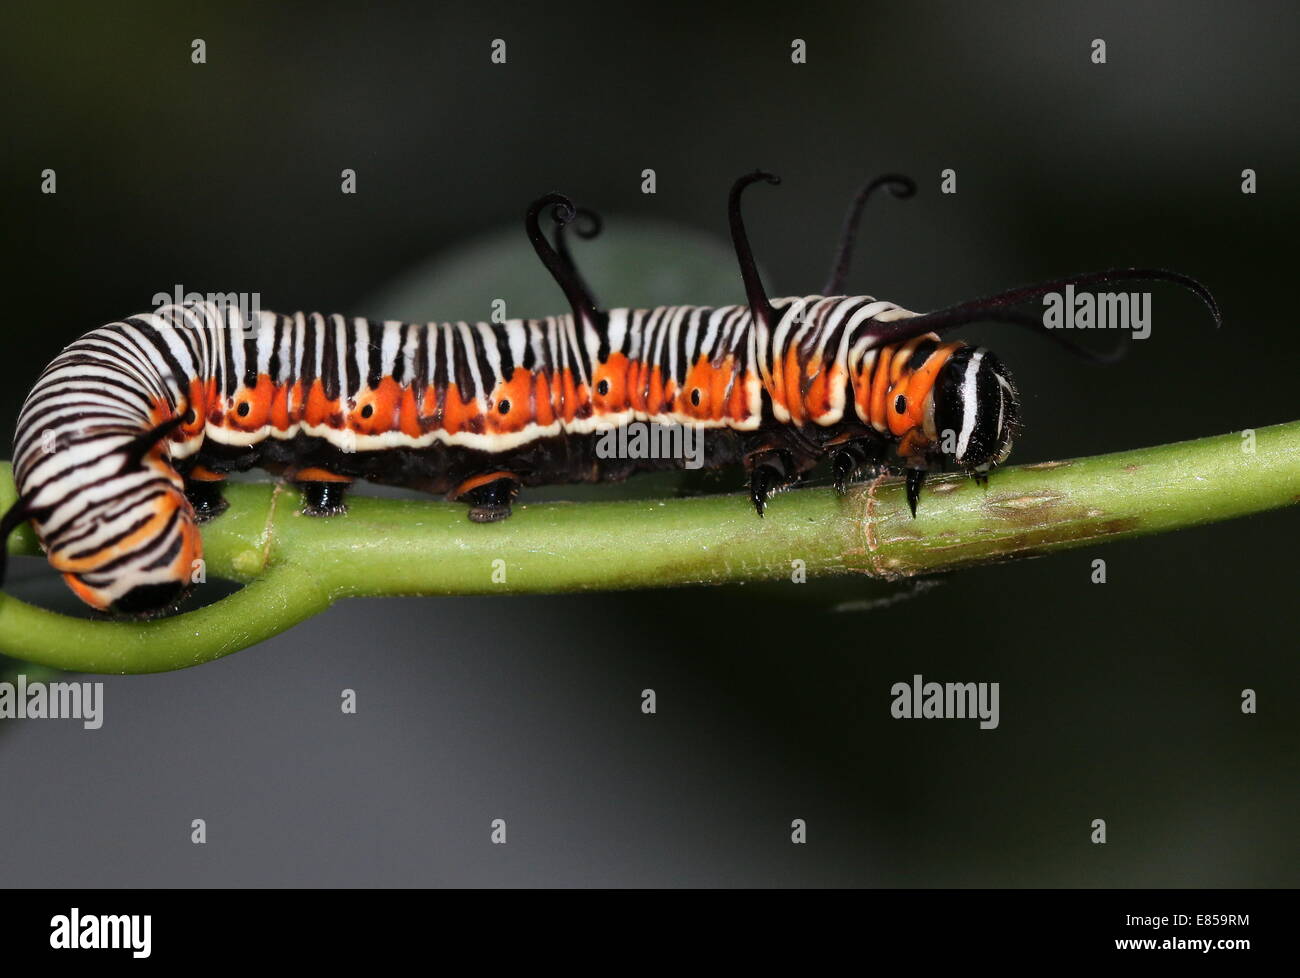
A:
2;421;1297;674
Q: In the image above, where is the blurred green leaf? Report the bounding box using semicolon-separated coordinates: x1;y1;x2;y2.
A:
364;218;744;322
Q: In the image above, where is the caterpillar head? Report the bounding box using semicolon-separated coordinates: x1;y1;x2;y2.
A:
932;346;1019;473
47;461;203;616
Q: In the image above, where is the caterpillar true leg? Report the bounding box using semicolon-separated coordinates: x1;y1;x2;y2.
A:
905;469;928;518
746;449;800;518
830;437;889;494
453;472;520;523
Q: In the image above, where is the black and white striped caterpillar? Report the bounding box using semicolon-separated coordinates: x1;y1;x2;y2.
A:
0;172;1219;615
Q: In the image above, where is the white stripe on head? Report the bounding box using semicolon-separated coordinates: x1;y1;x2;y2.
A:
954;349;985;462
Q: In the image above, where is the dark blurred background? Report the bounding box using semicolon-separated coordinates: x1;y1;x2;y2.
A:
0;0;1295;886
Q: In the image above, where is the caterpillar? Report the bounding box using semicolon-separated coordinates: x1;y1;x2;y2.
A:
0;171;1219;616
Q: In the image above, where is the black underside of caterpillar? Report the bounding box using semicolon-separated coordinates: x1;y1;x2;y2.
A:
180;415;900;505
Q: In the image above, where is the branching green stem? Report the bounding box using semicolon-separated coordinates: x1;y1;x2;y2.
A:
1;421;1297;674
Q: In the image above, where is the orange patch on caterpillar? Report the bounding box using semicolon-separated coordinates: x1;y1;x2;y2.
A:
487;368;535;433
532;372;556;427
144;397;177;446
304;379;341;427
352;377;403;435
571;377;594;422
803;361;836;422
781;342;805;424
284;380;305;424
593;352;631;414
676;359;712;419
626;360;648;413
187;465;225;482
442;383;484;435
178;378;207;438
203;377;223;424
886;339;958;437
229;375;275;430
852;357;875;424
869;344;896;432
659;377;679;417
678;357;708;418
576;381;594;420
726;369;752;422
886;386;913;437
638;360;660;413
767;337;785;416
269;381;293;430
292;467;353;483
453;470;515;497
397;385;423;437
554;368;571;421
552;367;588;423
646;365;666;415
419;384;442;427
556;368;589;423
143;396;183;456
147;395;171;423
896;342;962;437
708;356;734;422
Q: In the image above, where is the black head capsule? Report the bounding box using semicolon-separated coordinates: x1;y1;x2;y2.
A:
932;347;1020;476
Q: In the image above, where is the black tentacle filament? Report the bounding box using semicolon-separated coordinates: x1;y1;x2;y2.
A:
824;173;917;295
728;170;781;333
525;192;603;330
